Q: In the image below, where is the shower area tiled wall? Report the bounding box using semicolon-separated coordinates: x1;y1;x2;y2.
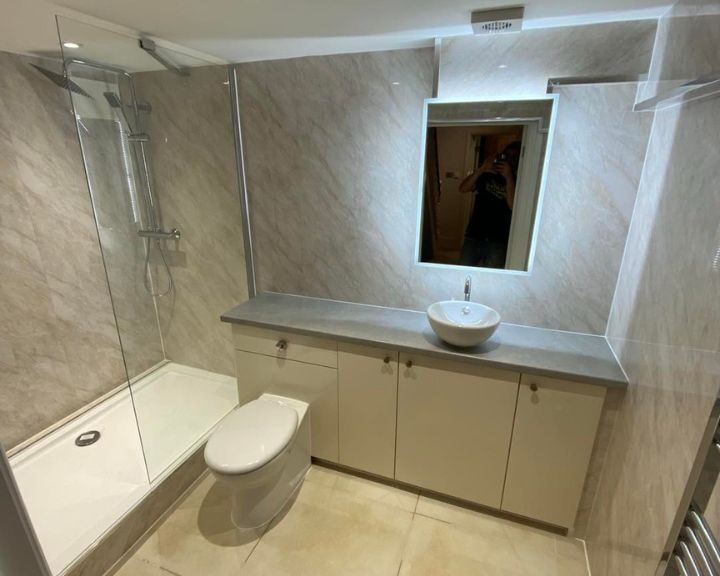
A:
0;51;127;449
0;50;247;453
1;19;252;574
0;55;244;452
134;66;248;376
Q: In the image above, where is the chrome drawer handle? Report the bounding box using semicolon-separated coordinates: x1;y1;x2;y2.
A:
276;339;287;350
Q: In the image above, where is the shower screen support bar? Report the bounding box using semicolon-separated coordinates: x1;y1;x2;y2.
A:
228;66;257;298
139;38;189;76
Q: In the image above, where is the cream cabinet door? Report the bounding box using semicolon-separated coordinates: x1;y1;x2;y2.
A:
235;350;339;462
338;343;398;478
501;375;605;528
396;354;519;508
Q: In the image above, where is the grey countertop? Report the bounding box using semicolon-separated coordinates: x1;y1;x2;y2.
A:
221;292;627;388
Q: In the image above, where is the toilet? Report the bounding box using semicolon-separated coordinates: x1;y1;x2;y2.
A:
204;393;310;529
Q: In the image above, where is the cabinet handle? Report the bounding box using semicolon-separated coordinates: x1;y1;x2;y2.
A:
405;360;413;368
383;356;391;364
276;339;287;350
530;382;538;392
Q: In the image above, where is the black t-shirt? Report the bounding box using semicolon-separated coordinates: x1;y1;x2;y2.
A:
464;171;512;241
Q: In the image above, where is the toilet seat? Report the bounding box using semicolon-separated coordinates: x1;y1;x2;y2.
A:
205;398;299;475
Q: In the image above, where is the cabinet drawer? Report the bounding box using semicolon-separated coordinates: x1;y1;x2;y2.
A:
501;375;605;528
235;350;339;462
232;325;337;368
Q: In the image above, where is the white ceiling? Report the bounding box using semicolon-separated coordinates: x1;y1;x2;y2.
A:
4;0;670;64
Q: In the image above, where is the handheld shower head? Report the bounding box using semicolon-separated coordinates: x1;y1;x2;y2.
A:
103;91;123;109
104;91;133;128
103;91;149;140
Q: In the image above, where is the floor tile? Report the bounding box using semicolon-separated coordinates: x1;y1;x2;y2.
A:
242;476;414;576
304;464;341;488
112;556;173;576
306;464;419;512
400;513;588;576
556;535;588;563
132;522;261;576
399;514;524;576
113;466;588;576
127;475;263;576
323;466;419;513
412;496;588;576
415;495;508;538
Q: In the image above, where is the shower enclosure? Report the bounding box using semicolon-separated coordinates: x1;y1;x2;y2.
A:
8;17;249;575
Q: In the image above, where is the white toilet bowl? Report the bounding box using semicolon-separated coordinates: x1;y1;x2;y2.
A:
204;393;310;528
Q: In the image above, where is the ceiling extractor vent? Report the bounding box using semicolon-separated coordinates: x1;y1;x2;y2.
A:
471;6;525;34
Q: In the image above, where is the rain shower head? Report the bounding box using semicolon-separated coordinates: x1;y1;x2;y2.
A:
30;63;93;98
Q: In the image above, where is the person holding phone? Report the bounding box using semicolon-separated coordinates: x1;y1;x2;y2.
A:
458;141;521;268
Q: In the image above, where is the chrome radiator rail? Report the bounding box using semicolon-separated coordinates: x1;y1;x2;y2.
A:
662;398;720;576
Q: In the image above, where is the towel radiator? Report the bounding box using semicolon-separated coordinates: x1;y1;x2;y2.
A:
662;399;720;576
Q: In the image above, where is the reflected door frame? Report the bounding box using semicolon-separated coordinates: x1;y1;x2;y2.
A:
505;122;544;270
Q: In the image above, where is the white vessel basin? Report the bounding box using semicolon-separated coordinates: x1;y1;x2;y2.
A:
427;300;501;348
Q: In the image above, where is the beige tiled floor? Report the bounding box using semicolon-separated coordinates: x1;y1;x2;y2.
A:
112;465;589;576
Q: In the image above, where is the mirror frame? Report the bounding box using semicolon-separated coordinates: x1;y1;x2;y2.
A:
414;95;559;276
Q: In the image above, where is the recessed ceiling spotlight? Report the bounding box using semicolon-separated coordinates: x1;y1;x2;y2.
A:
63;42;82;49
498;64;508;69
392;81;401;86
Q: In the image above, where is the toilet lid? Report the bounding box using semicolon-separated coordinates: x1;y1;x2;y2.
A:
205;399;298;475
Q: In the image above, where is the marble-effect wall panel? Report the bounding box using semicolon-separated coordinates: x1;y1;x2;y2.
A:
239;42;653;333
0;52;126;449
77;118;164;378
585;94;720;574
439;20;656;100
435;21;657;333
134;66;248;376
239;48;435;308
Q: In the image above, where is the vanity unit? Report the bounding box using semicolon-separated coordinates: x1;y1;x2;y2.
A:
222;293;626;530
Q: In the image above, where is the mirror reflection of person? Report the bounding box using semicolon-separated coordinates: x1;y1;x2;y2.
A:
458;141;521;268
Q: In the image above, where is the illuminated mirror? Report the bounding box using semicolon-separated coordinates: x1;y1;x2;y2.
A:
417;97;557;272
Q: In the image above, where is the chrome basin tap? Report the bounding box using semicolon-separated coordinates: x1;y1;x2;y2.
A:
464;276;472;302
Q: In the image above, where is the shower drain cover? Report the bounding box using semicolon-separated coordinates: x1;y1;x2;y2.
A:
75;431;101;447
